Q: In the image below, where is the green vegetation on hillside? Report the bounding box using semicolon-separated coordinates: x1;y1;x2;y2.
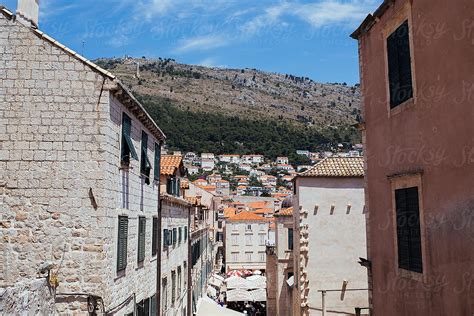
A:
138;95;360;158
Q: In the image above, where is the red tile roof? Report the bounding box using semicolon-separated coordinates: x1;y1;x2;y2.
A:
161;155;183;176
299;157;364;177
275;207;293;217
227;211;268;222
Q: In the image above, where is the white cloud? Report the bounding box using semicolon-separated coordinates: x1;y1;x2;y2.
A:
173;34;229;54
240;0;375;36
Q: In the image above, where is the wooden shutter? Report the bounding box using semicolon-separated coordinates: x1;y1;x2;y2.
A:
154;143;161;181
117;216;128;271
138;217;146;263
387;20;413;108
121;114;139;164
395;187;422;273
152;217;158;256
163;229;168;247
179;227;182;243
288;228;294;250
184;226;188;241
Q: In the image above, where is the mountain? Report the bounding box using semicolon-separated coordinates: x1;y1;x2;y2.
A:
95;57;361;157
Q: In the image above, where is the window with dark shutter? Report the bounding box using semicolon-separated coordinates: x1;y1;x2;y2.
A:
395;186;423;273
140;131;152;184
117;216;128;271
154;143;161;181
121;114;139;165
152;217;158;256
163;229;168;248
173;228;177;246
288;228;294;250
178;227;182;244
387;20;413;108
184;226;188;241
138;217;146;263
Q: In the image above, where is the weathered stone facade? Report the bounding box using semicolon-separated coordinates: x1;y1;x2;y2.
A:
0;7;164;315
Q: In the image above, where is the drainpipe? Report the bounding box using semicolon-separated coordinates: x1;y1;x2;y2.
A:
157;141;163;316
321;290;326;316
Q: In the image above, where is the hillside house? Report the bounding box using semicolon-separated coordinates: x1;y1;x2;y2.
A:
276;156;289;164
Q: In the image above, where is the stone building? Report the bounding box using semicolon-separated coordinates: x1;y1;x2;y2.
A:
266;206;294;316
351;0;474;314
225;212;270;272
0;2;165;314
292;157;369;315
159;155;191;316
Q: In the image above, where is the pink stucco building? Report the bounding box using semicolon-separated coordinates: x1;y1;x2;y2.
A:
352;0;474;315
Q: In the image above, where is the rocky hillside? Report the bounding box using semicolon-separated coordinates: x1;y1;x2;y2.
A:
95;57;361;128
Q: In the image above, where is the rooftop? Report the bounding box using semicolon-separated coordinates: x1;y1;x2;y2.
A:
275;207;293;217
161;155;183;176
227;211;268;222
298;157;364;178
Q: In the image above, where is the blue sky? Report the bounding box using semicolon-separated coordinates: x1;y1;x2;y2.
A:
3;0;380;84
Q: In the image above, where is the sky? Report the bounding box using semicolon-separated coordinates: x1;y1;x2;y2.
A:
3;0;381;84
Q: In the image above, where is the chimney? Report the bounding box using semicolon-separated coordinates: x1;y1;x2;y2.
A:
16;0;39;28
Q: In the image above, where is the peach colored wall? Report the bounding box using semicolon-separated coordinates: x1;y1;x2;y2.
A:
357;0;474;315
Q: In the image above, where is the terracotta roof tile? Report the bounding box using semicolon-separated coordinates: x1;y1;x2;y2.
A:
224;207;237;218
255;208;273;214
161;155;182;175
227;211;268;222
275;207;293;217
247;201;270;209
299;157;364;177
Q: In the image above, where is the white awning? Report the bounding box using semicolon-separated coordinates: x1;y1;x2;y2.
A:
196;296;244;316
225;276;252;289
207;286;217;297
249;288;267;302
286;275;294;287
209;274;224;288
246;275;267;289
226;289;253;302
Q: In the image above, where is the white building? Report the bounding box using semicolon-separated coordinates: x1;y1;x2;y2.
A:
201;158;215;171
276;157;289;164
201;153;215;160
218;154;241;164
225;212;270;272
292;157;368;315
296;150;310;157
242;155;264;165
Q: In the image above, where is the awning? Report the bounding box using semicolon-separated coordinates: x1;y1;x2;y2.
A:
246;275;266;289
226;289;253;302
207;286;217;298
196;296;244;316
286;275;294;287
225;276;252;289
209;274;224;288
249;288;267;302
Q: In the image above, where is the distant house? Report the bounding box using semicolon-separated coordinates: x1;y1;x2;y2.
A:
276;164;295;172
238;163;252;172
242;154;264;164
183;152;197;164
292;157;368;315
225;212;270;272
218;154;241;164
201;153;215;160
192;179;208;187
276;156;289;164
236;186;248;195
186;165;200;175
214;179;230;196
296;150;310;157
201;158;215;171
260;175;277;187
296;165;312;172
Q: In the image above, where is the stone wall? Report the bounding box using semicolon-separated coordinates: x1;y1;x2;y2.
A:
0;11;162;314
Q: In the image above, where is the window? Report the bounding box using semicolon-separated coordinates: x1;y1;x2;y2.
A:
150;294;157;316
218;221;222;229
245;234;252;246
121;113;138;165
231;252;239;262
259;251;265;262
246;224;252;231
117;216;128;271
171;270;176;304
163;228;172;247
259;234;265;245
173;228;177;246
154;142;161;181
395;187;422;273
140;131;152;184
231;234;239;245
184;226;188;241
162;277;168;310
178;227;182;244
288;228;294;250
152;217;158;256
177;266;182;297
387;20;413;108
138;217;146;263
245;251;252;262
166;178;181;197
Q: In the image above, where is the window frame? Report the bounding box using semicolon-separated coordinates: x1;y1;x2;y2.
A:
152;217;158;257
140;131;152;184
382;3;417;117
288;228;294;250
117;216;129;272
137;216;146;263
154;142;161;181
121;113;139;166
389;172;427;282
